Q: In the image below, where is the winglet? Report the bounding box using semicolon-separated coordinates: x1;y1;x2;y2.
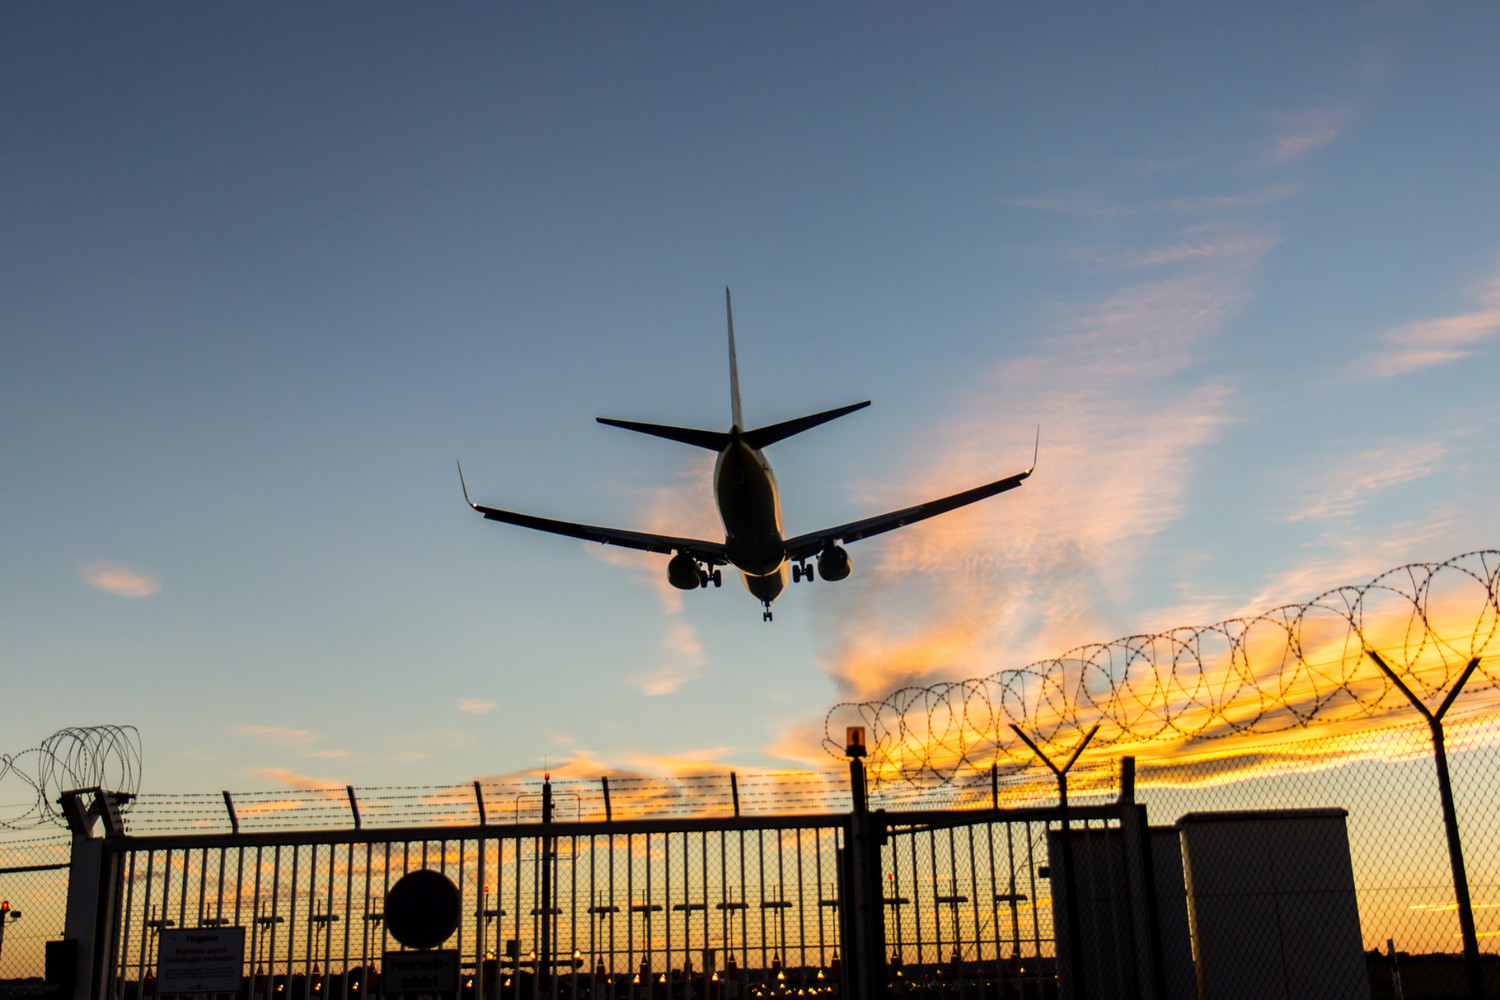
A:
1028;426;1040;475
457;460;476;508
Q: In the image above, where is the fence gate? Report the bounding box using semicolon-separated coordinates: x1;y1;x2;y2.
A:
50;778;1153;1000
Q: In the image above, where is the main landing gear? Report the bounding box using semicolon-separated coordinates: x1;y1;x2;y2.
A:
791;562;816;583
700;568;722;588
762;602;774;622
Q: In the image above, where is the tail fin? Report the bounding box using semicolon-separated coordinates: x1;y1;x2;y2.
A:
727;287;744;430
742;401;871;450
596;417;729;451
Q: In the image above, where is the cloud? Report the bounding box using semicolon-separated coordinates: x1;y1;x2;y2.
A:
1355;266;1500;378
244;767;345;791
81;562;160;597
626;621;708;695
232;725;319;747
1067;226;1279;269
806;230;1272;704
1261;103;1359;165
457;698;496;714
1003;185;1298;218
1286;438;1448;522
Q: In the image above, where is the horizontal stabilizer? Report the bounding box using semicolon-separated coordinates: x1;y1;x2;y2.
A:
596;417;730;452
743;400;870;450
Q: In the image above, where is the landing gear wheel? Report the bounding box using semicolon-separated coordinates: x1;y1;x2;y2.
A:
762;603;774;622
792;564;802;583
712;569;722;587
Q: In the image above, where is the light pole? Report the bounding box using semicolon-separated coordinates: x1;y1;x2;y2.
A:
0;901;22;967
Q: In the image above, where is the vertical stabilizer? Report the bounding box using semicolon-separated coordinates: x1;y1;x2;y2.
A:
726;287;744;430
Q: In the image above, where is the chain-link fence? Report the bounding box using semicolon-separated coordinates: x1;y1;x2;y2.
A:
0;836;71;985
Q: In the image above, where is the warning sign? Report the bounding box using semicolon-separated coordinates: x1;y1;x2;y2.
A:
382;950;459;995
156;927;245;994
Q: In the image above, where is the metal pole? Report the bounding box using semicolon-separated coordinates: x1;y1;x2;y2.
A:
1368;652;1486;1000
1009;724;1100;1000
541;778;555;995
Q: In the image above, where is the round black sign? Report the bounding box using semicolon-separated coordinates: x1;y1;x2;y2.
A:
385;869;461;950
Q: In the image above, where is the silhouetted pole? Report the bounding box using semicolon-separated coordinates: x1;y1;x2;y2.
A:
1367;651;1486;1000
1010;723;1100;1000
541;777;555;991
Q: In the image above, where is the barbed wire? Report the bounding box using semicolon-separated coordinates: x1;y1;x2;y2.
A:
0;725;142;829
824;550;1500;785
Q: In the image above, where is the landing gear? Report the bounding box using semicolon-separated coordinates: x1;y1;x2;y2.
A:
762;602;774;622
791;562;815;583
697;567;723;588
712;568;722;587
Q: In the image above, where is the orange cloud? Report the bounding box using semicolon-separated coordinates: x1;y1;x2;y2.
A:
808;239;1268;706
81;561;160;597
243;767;346;791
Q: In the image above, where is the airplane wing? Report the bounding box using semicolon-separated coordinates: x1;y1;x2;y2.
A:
783;454;1035;563
459;464;727;564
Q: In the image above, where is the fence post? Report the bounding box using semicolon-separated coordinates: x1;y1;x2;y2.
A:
58;788;128;1000
1009;724;1099;1000
1115;759;1165;1000
1368;651;1486;1000
840;734;885;1000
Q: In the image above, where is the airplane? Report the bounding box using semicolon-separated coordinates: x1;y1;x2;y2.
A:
460;289;1036;621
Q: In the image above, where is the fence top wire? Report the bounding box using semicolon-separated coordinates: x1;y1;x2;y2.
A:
825;549;1500;786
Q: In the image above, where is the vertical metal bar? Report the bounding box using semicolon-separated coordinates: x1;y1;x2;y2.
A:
626;833;634;990
475;782;487;826
757;829;767;974
911;828;924;966
197;846;209;926
665;829;674;990
269;847;283;992
118;851;139;996
797;828;807;982
223;791;240;834
600;778;611;823
730;774;740;818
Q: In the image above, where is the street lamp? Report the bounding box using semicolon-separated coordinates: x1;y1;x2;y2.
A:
0;902;22;966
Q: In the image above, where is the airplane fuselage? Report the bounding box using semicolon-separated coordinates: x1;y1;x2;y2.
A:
714;428;789;602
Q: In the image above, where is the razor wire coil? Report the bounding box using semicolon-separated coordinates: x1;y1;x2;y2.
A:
0;725;142;830
823;550;1500;785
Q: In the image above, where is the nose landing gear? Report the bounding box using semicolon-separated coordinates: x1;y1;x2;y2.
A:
762;602;774;622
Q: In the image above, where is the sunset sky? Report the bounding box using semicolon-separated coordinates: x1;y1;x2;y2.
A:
3;4;1498;799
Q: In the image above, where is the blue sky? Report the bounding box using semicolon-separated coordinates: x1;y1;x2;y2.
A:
3;3;1498;798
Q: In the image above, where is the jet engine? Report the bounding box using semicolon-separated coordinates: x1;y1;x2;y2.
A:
667;553;705;590
817;544;852;581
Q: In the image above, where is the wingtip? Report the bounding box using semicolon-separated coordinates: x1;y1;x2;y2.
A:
456;460;474;507
1027;427;1040;475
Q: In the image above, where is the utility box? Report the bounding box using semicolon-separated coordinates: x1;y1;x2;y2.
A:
1177;808;1369;1000
1046;823;1196;1000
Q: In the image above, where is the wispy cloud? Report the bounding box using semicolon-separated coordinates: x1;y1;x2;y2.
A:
1355;266;1500;378
233;725;320;747
589;459;717;695
1261;103;1359;166
806;231;1272;704
81;561;160;597
457;698;496;714
244;767;345;791
1067;226;1278;269
1004;185;1297;218
626;621;708;695
1286;439;1448;521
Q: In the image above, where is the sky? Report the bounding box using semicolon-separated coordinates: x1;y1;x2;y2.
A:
3;3;1499;803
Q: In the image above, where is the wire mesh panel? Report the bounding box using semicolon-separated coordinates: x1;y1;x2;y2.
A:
105;816;849;1000
881;814;1092;999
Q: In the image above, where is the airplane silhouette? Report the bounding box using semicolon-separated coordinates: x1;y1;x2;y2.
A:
460;289;1035;621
